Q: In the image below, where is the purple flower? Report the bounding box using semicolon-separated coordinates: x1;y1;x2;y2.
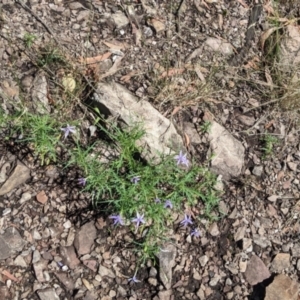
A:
61;124;76;139
180;214;193;227
109;214;124;226
131;176;140;184
164;200;173;209
174;151;189;167
128;275;140;283
132;212;145;228
154;197;161;203
191;228;201;238
78;177;87;186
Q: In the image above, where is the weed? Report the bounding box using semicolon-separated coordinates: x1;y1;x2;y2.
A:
261;134;279;159
199;121;212;133
23;32;37;48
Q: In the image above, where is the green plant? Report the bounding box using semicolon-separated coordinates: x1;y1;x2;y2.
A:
261;134;279;158
199;121;212;133
70;120;220;263
23;32;37;48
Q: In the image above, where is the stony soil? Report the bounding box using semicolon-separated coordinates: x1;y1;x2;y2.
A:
1;0;300;300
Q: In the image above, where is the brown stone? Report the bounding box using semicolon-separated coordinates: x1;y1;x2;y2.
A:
244;255;270;285
74;222;97;256
265;274;299;300
36;190;48;204
59;246;80;269
271;253;290;273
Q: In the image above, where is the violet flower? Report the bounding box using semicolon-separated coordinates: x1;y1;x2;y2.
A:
78;177;87;186
132;212;145;228
154;197;161;203
109;214;124;226
191;228;201;238
180;214;193;227
128;275;140;283
131;176;140;184
164;200;173;209
174;151;189;167
60;124;76;139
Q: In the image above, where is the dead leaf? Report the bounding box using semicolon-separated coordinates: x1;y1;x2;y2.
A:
79;52;111;65
159;68;185;79
184;132;191;149
2;270;20;282
236;0;249;8
171;106;181;116
132;23;142;46
120;70;137;83
264;119;275;129
260;27;280;49
244;56;260;69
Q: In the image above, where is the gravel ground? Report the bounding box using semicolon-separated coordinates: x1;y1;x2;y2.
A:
1;0;300;299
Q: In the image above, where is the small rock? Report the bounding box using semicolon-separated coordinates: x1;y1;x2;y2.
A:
83;260;97;272
55;272;75;290
32;229;42;240
148;278;158;286
32;250;41;263
149;267;157;277
205;38;233;55
209;275;220;287
253;234;271;248
157;243;176;290
252;166;263;177
14;255;27;267
0;162;30;196
271;253;290;272
59;246;80;269
109;290;116;298
33;259;48;282
98;265;115;278
234;226;246;241
158;289;173;300
111;11;129;28
265;274;298;300
36;191;48;204
244;255;271;285
291;244;300;257
36;288;60;300
19;192;32;204
242;238;252;251
82;278;93;290
63;220;72;229
237;115;255;126
199;255;209;267
2;208;11;216
117;285;127;296
209;223;220;236
287;162;297;171
148;18;165;32
74;222;97;256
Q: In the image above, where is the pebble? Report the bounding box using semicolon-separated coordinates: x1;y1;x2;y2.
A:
148;278;158;286
199;255;209;267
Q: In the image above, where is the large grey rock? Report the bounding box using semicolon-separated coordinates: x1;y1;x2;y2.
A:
207;121;244;180
92;82;184;162
265;274;298;300
0;162;30;196
31;71;50;114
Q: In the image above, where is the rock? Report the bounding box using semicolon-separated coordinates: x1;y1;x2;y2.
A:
0;227;25;259
209;222;220;236
59;246;80;269
148;18;165;33
55;272;75;290
207;121;244;180
253;234;271;248
199;255;209;267
98;265;115;278
83;260;98;272
31;71;51;114
157;243;176;290
111;11;129;29
14;255;27;267
36;191;48;204
242;238;252;251
36;288;60;300
244;255;270;285
0;286;9;298
117;285;127;296
291;243;300;257
74;221;97;256
205;38;233;55
0;162;30;196
237;115;255;126
252;166;263;177
271;253;290;272
265;274;298;300
33;259;49;282
234;226;246;241
148;277;158;286
32;250;41;263
92;82;184;162
158;289;173;300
